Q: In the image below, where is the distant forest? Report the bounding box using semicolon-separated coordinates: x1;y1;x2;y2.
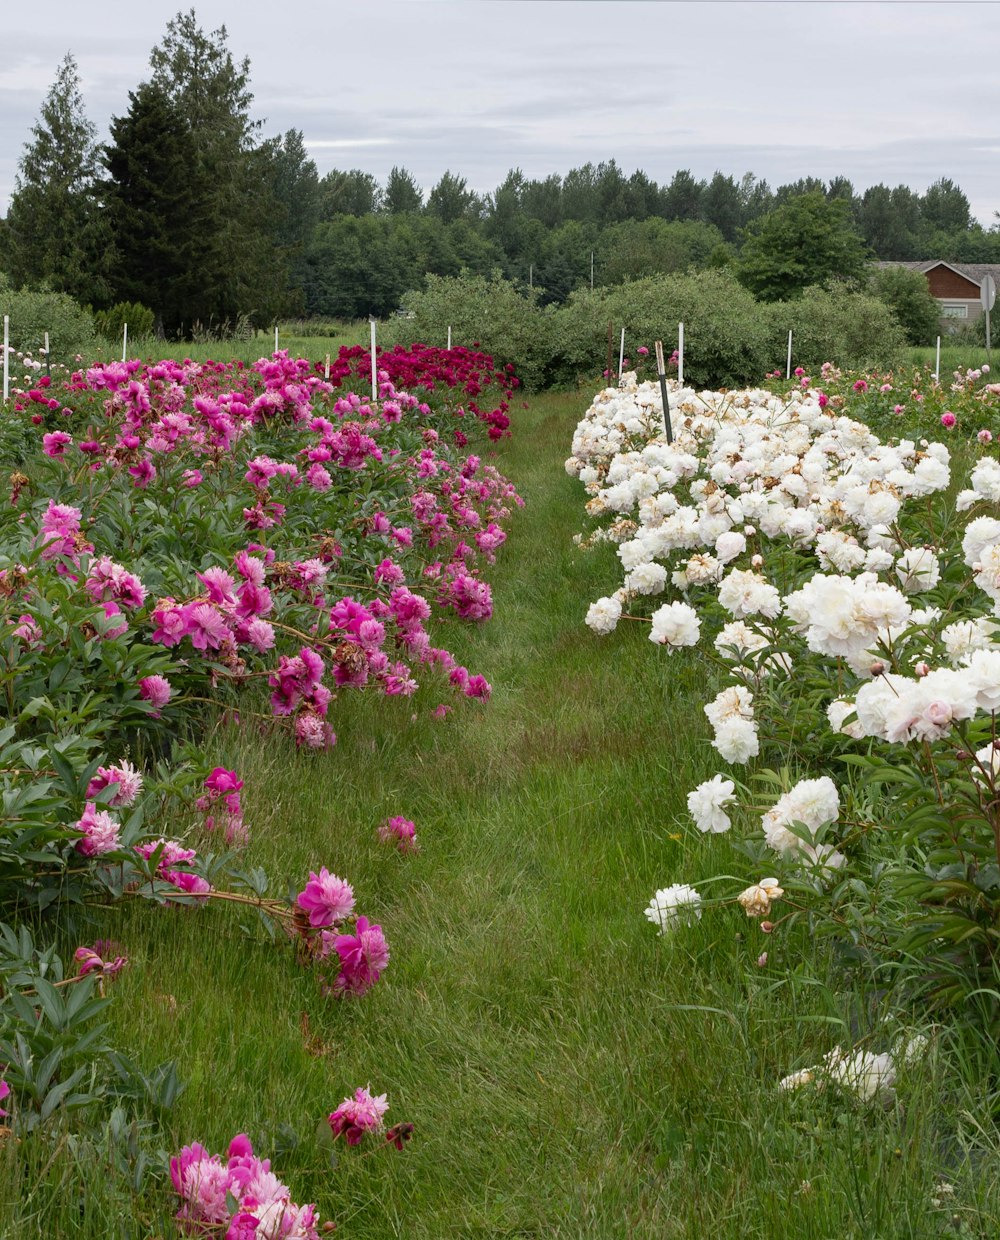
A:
3;13;998;334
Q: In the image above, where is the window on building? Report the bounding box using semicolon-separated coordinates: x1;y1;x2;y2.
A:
942;304;969;318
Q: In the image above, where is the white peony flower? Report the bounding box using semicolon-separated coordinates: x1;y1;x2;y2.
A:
711;717;760;764
895;547;941;593
737;877;784;917
585;596;622;635
649;601;700;649
645;883;703;934
687;775;736;833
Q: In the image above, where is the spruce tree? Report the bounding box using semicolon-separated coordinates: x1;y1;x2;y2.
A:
2;52;108;304
102;82;207;334
143;9;285;329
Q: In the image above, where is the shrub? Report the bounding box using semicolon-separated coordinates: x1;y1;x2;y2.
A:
93;301;155;343
399;272;550;390
867;265;941;345
766;284;908;374
547;270;771;389
0;277;96;363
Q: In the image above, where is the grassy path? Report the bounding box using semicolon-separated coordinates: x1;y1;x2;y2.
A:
20;392;983;1238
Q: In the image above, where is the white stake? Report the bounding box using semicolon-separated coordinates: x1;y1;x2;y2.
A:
678;322;685;388
934;335;941;381
122;322;128;363
324;352;330;381
786;329;792;380
2;316;8;405
44;331;49;355
447;325;451;351
618;327;625;381
274;325;279;354
370;318;377;402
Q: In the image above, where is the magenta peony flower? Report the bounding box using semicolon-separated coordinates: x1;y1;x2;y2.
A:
74;802;121;856
296;868;355;927
86;760;143;807
377;816;418;853
138;674;172;715
331;916;389;995
328;1086;389;1144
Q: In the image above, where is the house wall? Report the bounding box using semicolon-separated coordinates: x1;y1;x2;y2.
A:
937;298;982;333
926;266;981;298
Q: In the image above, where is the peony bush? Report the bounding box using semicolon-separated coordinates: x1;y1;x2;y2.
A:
0;346;518;1221
569;366;1000;1032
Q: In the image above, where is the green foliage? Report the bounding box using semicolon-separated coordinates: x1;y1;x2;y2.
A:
737;192;871;301
93;302;155;343
766;284;908;372
548;270;771;389
597;218;727;286
0;53;110;308
867;264;942;345
403;271;551;389
0;277;96;363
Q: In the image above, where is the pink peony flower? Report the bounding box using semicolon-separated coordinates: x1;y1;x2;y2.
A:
74;943;128;979
978;428;993;444
330;916;389;995
74;802;121;856
941;411;956;428
86;760;143;807
139;674;172;715
377;815;418;853
328;1086;389;1145
296;868;355;927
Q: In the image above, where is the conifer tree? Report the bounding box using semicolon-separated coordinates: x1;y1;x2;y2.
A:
1;52;108;304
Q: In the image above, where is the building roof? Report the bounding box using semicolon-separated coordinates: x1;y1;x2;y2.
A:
876;259;1000;288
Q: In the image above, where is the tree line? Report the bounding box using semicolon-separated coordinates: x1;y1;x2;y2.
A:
2;8;997;335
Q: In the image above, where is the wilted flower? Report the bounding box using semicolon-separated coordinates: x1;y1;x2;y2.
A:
737;878;784;918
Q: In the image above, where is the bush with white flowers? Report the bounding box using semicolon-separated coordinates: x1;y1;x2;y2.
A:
575;370;1000;1020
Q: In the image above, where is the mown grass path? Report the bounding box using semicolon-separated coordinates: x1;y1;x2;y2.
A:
34;391;979;1238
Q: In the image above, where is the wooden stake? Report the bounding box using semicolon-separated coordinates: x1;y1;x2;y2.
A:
324;353;330;381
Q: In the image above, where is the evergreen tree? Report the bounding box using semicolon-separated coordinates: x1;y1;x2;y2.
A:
1;52;108;304
145;9;285;328
102;81;207;334
701;172;742;242
427;171;480;224
659;169;704;221
383;166;423;214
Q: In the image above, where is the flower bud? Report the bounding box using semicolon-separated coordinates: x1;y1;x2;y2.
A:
761;920;775;934
870;661;885;677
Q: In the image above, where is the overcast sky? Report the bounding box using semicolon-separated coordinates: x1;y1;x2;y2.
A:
2;0;999;224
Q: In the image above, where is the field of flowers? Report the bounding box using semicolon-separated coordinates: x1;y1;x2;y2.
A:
570;360;1000;1085
0;345;522;1234
5;333;1000;1235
